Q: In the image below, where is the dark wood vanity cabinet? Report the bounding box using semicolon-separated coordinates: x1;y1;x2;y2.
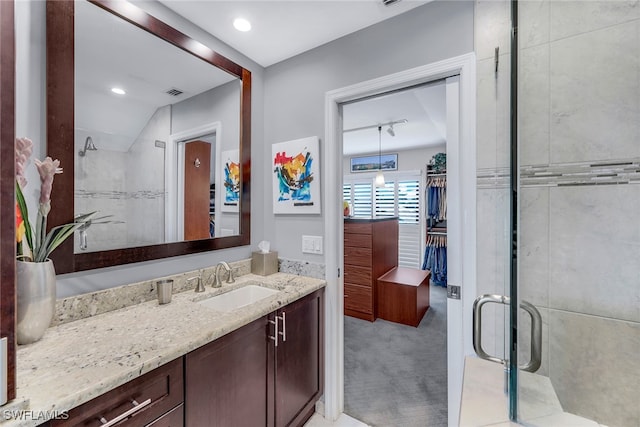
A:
185;289;324;427
185;316;270;426
38;290;323;427
274;289;324;427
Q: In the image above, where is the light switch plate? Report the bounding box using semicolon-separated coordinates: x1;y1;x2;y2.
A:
302;235;323;254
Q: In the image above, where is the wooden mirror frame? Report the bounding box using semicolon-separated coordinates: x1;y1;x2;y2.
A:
0;0;16;400
46;0;251;274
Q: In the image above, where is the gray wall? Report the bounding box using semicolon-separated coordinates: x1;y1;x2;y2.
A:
263;0;474;263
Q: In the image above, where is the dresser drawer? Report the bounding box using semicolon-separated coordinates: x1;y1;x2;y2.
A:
344;246;372;267
344;284;372;314
344;222;372;235
344;233;372;249
344;265;372;287
52;358;184;427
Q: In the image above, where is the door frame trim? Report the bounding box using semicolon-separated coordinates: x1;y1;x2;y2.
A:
323;52;477;426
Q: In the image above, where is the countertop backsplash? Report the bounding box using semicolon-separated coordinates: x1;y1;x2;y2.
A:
53;258;252;326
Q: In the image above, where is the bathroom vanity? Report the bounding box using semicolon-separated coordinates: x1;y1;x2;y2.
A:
10;268;324;427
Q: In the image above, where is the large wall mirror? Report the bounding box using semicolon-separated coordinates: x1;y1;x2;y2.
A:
47;0;251;274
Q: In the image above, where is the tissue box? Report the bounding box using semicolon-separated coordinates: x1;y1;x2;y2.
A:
252;251;278;276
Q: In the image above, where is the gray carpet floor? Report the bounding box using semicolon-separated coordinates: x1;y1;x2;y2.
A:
344;285;448;427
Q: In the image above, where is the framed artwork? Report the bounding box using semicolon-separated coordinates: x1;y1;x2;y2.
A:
350;153;398;173
272;136;321;214
220;149;239;212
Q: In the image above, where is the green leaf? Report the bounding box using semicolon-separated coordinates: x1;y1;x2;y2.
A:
15;182;34;253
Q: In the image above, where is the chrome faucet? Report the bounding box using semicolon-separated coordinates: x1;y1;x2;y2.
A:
214;261;235;288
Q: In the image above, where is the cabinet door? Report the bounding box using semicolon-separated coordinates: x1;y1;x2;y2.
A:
274;289;324;427
185;316;269;427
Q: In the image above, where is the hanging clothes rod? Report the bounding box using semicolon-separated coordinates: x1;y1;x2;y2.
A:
426;172;447;176
428;231;447;236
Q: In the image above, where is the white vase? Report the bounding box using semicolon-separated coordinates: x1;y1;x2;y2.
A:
16;259;56;345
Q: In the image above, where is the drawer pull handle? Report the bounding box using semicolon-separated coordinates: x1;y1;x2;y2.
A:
98;398;151;427
269;316;279;347
277;311;286;342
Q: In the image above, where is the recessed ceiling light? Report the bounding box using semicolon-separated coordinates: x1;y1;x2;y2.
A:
233;18;251;32
111;87;126;95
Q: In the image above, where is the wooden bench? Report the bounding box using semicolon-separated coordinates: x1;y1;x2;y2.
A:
377;267;431;327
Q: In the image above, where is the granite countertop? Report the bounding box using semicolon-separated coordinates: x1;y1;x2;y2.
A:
7;273;325;427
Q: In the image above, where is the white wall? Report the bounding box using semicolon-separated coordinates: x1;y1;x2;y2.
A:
263;1;474;264
15;0;266;297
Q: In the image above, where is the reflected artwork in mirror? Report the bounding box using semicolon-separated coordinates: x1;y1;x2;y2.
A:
47;0;251;274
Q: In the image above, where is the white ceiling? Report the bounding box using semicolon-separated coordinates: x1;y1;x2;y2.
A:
342;81;447;156
159;0;431;67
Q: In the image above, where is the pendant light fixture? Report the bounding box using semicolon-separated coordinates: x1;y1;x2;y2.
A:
375;125;385;187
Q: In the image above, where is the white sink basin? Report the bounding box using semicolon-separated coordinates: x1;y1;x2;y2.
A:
197;285;279;312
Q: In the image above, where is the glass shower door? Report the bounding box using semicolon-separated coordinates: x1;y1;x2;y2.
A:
516;1;640;426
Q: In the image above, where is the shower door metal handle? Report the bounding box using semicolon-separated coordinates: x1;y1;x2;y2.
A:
472;294;542;373
519;300;542;373
473;294;509;365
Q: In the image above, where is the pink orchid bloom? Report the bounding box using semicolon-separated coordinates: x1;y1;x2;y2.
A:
15;137;33;188
34;157;63;206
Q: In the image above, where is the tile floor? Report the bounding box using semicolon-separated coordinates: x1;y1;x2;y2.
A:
304;413;369;427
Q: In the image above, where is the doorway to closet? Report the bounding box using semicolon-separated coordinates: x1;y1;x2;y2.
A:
340;78;452;427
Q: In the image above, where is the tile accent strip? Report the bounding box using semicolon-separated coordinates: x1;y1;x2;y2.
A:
477;167;510;189
477;158;640;189
521;158;640;187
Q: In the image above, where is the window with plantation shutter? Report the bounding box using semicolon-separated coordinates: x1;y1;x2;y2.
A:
352;182;373;218
374;182;395;218
398;180;420;224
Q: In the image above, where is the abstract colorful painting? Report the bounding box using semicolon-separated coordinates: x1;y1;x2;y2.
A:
272;136;321;214
220;149;239;212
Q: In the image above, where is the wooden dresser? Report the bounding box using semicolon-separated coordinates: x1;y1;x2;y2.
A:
344;218;398;321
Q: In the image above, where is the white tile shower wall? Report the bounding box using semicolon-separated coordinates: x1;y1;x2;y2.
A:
74;129;129;252
126;106;170;247
549;21;640;164
548;310;640;427
516;1;640;424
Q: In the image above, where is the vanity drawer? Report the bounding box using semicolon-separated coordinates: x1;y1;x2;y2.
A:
52;358;184;427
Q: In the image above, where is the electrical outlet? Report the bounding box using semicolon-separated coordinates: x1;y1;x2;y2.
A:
302;235;323;254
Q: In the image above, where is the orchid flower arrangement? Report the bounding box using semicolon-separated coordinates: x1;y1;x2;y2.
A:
15;137;94;262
